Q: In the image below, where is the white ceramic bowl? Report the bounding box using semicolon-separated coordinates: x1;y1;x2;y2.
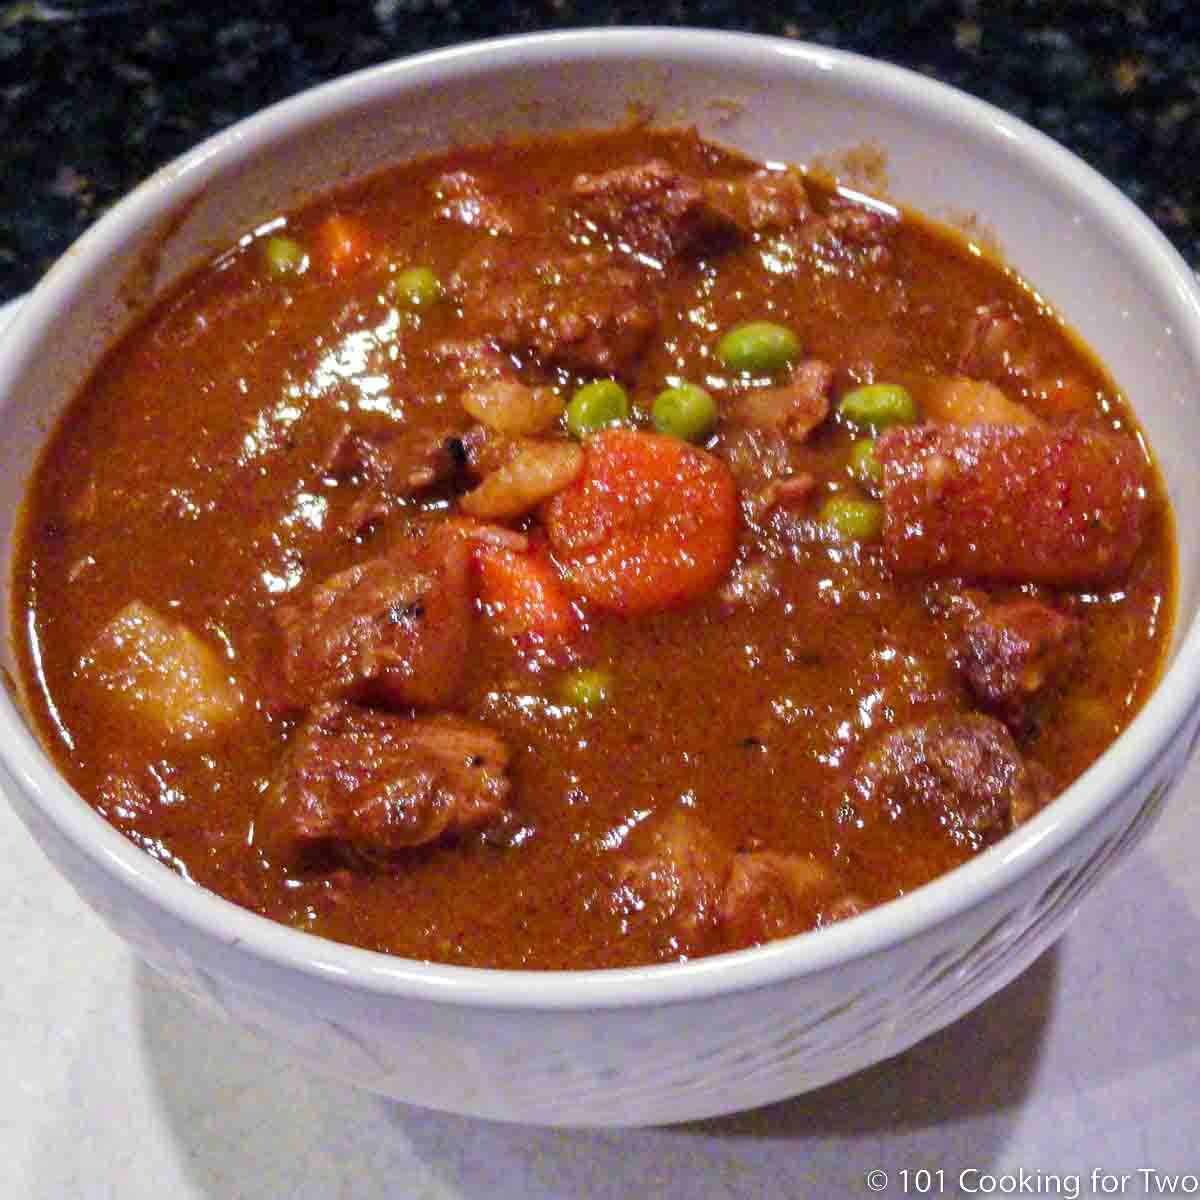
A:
3;29;1200;1128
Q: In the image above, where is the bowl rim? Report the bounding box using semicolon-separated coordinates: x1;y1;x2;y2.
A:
5;25;1200;1011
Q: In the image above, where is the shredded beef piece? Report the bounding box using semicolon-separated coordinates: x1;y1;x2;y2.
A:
719;851;864;948
957;598;1084;729
614;815;864;952
324;425;459;492
324;424;466;534
822;197;897;248
739;169;812;231
774;195;898;268
762;473;818;513
270;529;473;712
853;713;1053;846
876;424;1150;587
715;425;810;521
958;304;1041;383
570;159;742;265
430;337;516;387
456;422;520;480
730;359;833;442
716;554;779;613
958;306;1100;413
261;702;512;866
432;169;519;235
453;244;657;376
612;810;729;952
716;425;792;487
957;302;1079;401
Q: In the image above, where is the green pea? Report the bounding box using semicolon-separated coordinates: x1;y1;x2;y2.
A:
848;437;883;485
821;495;884;542
389;266;444;309
716;321;801;373
838;382;917;429
565;380;630;438
652;382;718;442
264;235;309;278
559;667;612;708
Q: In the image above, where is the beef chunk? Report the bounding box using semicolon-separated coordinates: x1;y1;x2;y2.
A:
822;196;898;249
959;304;1041;383
958;306;1099;415
730;359;833;442
615;815;865;953
719;851;864;948
715;425;814;521
432;169;519;235
740;169;812;232
324;424;466;533
716;425;792;489
454;244;657;376
716;554;780;613
271;529;473;711
699;169;811;235
612;811;729;953
957;598;1084;728
261;702;512;866
570;160;742;265
324;425;461;494
853;713;1053;846
876;424;1150;587
767;193;898;267
429;336;516;389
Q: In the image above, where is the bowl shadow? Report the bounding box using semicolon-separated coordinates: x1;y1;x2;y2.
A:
133;944;1057;1198
683;942;1058;1141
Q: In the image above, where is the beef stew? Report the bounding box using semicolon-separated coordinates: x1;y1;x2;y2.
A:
11;126;1174;969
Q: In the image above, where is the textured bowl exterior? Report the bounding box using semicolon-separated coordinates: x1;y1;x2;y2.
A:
3;30;1200;1126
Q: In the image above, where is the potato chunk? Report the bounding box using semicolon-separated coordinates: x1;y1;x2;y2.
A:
79;601;242;740
461;379;565;436
923;376;1039;428
461;440;584;521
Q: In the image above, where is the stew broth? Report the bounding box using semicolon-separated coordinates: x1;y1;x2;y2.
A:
12;127;1174;968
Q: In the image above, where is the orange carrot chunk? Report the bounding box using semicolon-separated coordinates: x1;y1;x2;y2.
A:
475;542;580;648
876;423;1149;586
542;428;738;615
314;213;372;278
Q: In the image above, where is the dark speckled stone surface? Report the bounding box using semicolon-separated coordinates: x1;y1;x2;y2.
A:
1;1;1197;305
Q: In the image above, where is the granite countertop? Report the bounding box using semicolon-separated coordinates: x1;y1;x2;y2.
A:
4;4;1200;1198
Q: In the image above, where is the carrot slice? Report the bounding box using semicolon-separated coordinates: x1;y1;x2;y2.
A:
542;428;738;615
314;213;372;277
475;542;580;648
